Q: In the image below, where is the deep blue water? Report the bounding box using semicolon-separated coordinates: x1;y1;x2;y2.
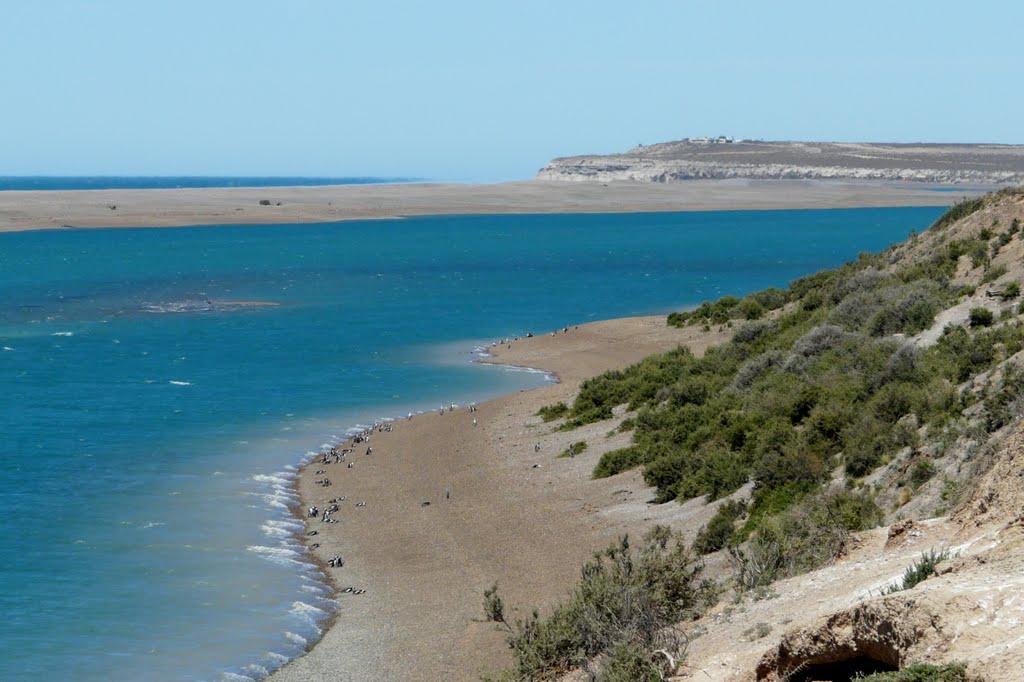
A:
0;206;945;681
0;177;417;191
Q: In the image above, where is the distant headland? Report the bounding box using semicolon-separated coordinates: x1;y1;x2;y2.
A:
537;139;1024;185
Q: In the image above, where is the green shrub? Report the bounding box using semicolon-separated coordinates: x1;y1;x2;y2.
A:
537;402;569;421
733;350;785;390
969;307;994;328
693;499;746;555
559;440;588;458
1000;281;1020;300
735;297;765;320
882;548;952;594
982;362;1024;432
596;641;662;682
492;528;713;680
680;296;741;324
483;583;509;628
751;287;790;311
667;311;690;327
910;459;937;489
733;319;777;344
931;196;985;230
593;447;644;478
843;415;896;477
982;264;1007;284
734;489;881;589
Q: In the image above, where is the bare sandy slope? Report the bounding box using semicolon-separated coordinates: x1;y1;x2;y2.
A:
268;317;729;682
677;426;1024;682
0;179;963;232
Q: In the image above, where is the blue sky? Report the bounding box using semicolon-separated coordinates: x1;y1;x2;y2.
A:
1;1;1021;180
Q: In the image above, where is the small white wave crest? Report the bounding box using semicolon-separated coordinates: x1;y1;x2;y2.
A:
217;673;256;682
247;545;302;567
288;601;326;633
283;631;307;647
263;651;289;666
239;664;269;680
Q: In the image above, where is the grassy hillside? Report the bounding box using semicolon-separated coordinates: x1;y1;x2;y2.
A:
488;187;1024;680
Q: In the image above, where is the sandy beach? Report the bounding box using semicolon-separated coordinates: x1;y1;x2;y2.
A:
0;179;969;232
268;317;730;682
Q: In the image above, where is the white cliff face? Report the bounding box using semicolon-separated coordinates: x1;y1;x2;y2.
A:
536;141;1024;185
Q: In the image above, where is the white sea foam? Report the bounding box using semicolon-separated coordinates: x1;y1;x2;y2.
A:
169;380;192;386
263;497;291;510
318;597;340;610
2;346;13;351
263;652;289;666
51;331;74;336
283;632;307;647
217;674;256;682
247;545;302;566
260;519;302;539
288;601;325;633
252;473;293;485
239;664;269;680
139;521;165;529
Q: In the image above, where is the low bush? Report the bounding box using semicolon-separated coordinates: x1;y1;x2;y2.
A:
559;441;588;458
537;402;569;421
488;527;714;681
981;264;1007;284
931;196;986;230
882;548;951;594
910;459;937;489
733;489;881;589
733;319;777;345
751;287;790;311
982;362;1024;432
968;307;993;328
595;640;662;682
692;499;746;555
593;447;643;478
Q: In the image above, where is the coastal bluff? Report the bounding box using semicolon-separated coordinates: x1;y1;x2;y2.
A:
537;140;1024;185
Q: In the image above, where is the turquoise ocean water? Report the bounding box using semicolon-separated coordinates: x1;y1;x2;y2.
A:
0;207;944;681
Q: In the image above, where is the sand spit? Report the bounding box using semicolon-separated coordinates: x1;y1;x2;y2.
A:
0;179;967;232
268;317;729;682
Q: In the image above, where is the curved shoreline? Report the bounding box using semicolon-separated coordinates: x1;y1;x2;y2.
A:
268;316;731;681
0;178;965;232
272;345;559;677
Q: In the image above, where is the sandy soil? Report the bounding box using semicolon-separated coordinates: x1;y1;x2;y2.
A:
268;317;729;682
0;179;962;232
